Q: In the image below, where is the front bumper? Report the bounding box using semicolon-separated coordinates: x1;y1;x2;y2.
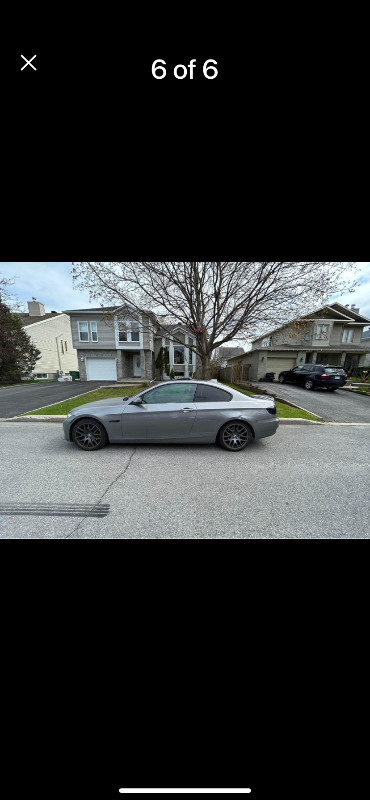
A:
63;417;73;441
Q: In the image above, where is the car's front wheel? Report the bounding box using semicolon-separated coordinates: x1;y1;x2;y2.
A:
304;379;315;390
279;375;286;383
218;421;252;452
71;418;108;451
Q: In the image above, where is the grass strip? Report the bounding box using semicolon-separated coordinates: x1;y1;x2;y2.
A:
22;386;145;416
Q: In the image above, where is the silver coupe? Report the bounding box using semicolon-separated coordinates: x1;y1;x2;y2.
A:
63;380;279;452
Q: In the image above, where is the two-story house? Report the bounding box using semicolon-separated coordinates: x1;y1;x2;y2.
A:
223;302;370;382
63;305;198;381
19;299;78;379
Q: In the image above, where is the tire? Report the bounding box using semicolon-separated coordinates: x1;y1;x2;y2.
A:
71;418;108;451
278;375;286;383
218;421;252;452
304;379;315;390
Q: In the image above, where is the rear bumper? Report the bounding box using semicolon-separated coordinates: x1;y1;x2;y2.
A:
252;418;280;439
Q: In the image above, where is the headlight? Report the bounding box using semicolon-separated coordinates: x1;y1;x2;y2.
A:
67;412;74;419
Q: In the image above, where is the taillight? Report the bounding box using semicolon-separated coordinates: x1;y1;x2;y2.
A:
321;374;328;379
267;406;276;415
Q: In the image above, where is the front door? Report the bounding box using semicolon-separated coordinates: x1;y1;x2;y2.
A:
133;355;141;377
139;383;198;440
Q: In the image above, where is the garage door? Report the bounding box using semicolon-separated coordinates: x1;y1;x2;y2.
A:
266;357;297;376
86;358;117;381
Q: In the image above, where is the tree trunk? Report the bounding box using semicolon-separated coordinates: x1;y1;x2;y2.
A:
200;355;212;381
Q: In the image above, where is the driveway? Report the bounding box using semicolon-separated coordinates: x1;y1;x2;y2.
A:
0;381;120;419
253;382;370;423
0;421;368;538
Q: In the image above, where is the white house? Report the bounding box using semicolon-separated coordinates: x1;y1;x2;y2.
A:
19;299;78;379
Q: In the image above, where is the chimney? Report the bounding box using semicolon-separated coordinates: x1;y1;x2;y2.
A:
351;305;360;313
28;300;45;316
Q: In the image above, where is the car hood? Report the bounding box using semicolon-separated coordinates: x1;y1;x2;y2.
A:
70;398;131;414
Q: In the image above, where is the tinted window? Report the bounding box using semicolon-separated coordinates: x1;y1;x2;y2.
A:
324;368;346;374
142;384;197;404
194;385;232;403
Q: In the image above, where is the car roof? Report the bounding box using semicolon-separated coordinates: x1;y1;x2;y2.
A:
150;379;224;386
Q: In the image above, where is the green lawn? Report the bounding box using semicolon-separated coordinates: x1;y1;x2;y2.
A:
352;386;370;394
220;382;323;421
22;385;146;416
23;380;322;421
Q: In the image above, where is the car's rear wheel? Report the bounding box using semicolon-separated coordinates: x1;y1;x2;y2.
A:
326;387;337;391
279;375;286;383
218;421;252;452
71;418;108;451
304;379;315;390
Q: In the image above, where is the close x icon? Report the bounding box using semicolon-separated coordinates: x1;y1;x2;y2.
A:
20;54;37;70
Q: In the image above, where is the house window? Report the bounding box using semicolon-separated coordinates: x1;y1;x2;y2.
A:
174;346;185;364
342;328;354;343
262;337;272;347
315;325;329;340
117;319;141;343
78;322;89;342
35;373;48;379
90;322;98;342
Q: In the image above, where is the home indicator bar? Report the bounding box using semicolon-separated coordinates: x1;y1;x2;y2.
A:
119;791;252;794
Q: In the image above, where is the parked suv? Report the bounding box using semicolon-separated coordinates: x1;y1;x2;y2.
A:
278;364;347;391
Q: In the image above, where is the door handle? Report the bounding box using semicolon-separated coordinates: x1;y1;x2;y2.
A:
182;408;193;413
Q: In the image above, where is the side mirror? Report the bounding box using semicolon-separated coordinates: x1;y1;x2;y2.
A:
122;397;129;402
131;397;145;405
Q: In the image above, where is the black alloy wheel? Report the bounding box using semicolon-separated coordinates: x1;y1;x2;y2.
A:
304;379;315;390
219;422;252;452
279;375;286;383
72;419;108;451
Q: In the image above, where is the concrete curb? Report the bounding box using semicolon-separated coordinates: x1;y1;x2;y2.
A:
0;416;67;422
340;388;370;396
2;416;370;427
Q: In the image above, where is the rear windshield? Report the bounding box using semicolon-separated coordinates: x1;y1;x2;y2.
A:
324;368;346;374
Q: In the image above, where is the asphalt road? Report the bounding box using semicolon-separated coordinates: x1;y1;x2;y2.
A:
0;381;119;418
254;382;370;423
1;421;368;538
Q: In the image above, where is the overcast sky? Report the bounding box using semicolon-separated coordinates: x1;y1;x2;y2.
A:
1;262;369;345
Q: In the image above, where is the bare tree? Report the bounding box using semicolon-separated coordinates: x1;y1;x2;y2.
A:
0;276;26;313
72;262;359;379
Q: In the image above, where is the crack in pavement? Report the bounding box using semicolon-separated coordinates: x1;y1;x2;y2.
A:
63;448;137;539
